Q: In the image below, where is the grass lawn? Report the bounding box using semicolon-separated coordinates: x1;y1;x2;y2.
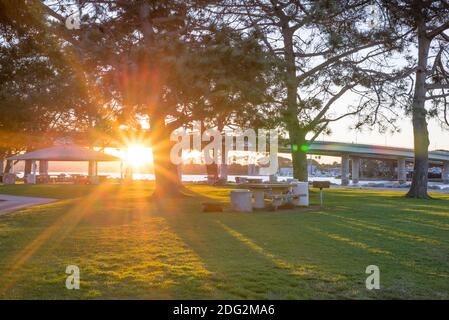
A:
0;182;448;299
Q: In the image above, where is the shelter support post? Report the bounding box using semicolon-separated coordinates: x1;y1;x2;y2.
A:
32;160;37;175
24;160;37;184
351;157;361;185
177;164;183;182
39;160;49;175
0;158;3;183
341;154;350;186
219;147;229;181
24;160;32;175
88;160;97;176
443;161;449;184
124;165;133;181
398;158;407;184
88;160;99;184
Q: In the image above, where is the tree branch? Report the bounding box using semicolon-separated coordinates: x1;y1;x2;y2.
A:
297;41;385;83
305;84;356;130
426;93;449;100
426;83;449;90
427;21;449;39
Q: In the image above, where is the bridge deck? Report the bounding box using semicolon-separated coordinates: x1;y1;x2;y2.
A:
278;141;449;163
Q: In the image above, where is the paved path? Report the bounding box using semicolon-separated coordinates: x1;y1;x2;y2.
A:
0;194;58;216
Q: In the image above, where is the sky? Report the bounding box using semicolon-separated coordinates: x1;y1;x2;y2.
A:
298;81;449;164
323;111;449;151
304;105;449;165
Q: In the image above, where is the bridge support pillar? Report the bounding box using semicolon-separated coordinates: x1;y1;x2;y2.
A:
397;158;407;184
351;157;361;184
443;162;449;184
248;163;257;175
341;155;350;186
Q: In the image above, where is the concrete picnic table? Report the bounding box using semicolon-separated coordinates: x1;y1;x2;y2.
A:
241;183;295;209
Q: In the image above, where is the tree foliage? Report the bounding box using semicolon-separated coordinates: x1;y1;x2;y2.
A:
0;0;274;195
211;0;411;181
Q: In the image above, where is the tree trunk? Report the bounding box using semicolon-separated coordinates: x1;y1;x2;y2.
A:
24;160;32;175
201;122;219;184
290;129;308;181
206;163;218;181
219;140;229;181
0;149;6;176
282;27;309;181
407;27;431;199
4;160;13;174
149;114;184;198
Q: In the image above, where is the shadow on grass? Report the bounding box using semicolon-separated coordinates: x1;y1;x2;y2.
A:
1;183;449;299
155;187;377;299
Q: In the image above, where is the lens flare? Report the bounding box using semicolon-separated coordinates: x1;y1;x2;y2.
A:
125;145;151;168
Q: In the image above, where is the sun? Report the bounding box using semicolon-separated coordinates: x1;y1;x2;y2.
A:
124;144;151;168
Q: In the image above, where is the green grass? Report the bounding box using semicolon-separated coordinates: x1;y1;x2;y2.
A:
0;182;448;299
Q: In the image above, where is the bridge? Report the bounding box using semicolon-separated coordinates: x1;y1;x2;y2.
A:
278;141;449;185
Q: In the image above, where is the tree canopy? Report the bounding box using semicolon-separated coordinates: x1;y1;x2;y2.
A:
209;0;413;181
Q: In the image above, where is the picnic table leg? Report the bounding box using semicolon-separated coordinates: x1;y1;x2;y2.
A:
320;189;324;208
253;190;265;209
272;196;282;211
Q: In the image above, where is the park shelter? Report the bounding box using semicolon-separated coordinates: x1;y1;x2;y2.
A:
6;145;121;183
